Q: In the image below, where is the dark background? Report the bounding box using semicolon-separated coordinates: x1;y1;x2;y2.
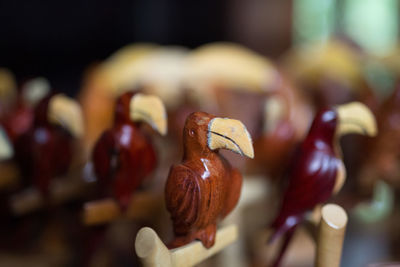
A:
0;0;292;95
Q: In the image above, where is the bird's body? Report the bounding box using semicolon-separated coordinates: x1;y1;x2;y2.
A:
268;103;377;266
166;150;242;248
15;94;74;195
270;132;339;242
165;111;253;249
92;91;166;210
93;121;156;210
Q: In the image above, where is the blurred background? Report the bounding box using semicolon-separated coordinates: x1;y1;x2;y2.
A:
1;0;400;267
1;0;398;93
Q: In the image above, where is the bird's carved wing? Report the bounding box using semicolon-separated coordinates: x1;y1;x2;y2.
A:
165;164;201;234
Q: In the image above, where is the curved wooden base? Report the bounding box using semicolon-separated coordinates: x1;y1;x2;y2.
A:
135;224;238;267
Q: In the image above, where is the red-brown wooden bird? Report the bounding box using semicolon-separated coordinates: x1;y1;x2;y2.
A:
165;111;254;249
15;93;83;195
268;102;377;266
2;77;50;144
92;92;167;210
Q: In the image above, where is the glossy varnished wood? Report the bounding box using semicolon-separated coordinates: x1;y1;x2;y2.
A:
165;112;245;249
268;102;376;266
269;108;339;243
92;92;157;210
14;94;73;195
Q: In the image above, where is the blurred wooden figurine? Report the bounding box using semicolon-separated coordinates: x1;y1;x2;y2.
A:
165;111;254;248
0;77;51;191
1;77;51;143
358;82;400;190
10;93;84;214
353;82;400;223
252;82;312;180
83;92;167;225
267;102;377;266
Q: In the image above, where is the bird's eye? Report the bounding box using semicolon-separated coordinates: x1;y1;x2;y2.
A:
189;129;195;137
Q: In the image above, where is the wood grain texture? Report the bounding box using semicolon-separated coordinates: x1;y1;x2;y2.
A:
135;224;238;267
165;112;252;249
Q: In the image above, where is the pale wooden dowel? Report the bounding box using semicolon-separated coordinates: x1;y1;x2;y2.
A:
135;225;238;267
125;193;163;220
10;188;43;215
83;192;163;225
315;204;348;267
10;177;86;215
83;198;121;225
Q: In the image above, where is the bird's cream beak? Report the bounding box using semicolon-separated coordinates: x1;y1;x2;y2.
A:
22;77;50;107
207;117;254;158
336;102;377;137
48;94;84;138
130;93;167;135
0;126;13;161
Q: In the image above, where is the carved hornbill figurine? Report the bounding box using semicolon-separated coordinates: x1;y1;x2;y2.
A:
165;111;254;249
15;93;83;195
268;102;377;266
92;92;167;210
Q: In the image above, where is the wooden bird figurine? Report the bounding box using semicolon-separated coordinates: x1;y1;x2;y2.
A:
1;77;50;144
268;102;377;266
251;80;312;180
14;93;83;196
358;81;400;190
165;111;254;249
92;92;167;210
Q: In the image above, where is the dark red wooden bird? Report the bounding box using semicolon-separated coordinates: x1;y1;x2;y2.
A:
165;111;254;249
268;102;377;266
15;93;83;195
1;77;50;144
92;92;167;210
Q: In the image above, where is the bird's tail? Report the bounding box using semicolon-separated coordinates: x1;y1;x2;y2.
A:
271;226;296;267
267;215;297;245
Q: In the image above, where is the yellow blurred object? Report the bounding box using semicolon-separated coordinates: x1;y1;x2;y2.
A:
79;44;158;154
136;46;188;109
381;45;400;75
102;43;159;94
0;68;17;105
184;42;278;93
283;40;363;90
